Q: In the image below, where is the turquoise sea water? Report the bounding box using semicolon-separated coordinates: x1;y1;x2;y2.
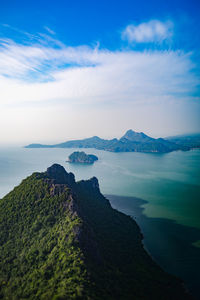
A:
0;147;200;297
1;147;199;229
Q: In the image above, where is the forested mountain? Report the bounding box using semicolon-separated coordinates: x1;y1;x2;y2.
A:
0;164;193;299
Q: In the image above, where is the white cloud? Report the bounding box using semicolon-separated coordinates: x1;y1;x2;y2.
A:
0;33;199;144
0;36;196;105
122;19;173;43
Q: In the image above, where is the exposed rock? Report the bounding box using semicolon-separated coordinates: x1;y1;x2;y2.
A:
46;163;75;187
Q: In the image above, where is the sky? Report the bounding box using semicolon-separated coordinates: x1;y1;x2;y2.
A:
0;0;200;145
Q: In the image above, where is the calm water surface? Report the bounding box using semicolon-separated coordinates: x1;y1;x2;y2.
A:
1;147;199;229
0;147;200;297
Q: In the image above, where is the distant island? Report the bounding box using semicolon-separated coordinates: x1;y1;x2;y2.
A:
67;151;98;164
0;164;192;299
25;129;200;153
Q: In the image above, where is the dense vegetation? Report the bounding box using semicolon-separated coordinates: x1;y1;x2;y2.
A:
26;129;189;153
0;164;193;299
68;152;98;164
0;171;88;299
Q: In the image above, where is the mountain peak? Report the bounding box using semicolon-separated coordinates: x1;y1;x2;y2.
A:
89;176;99;190
46;163;66;176
89;136;101;141
25;130;188;153
46;164;75;186
0;165;193;299
120;129;153;142
125;129;136;134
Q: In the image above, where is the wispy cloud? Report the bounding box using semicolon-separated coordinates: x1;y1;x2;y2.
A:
0;37;95;80
44;26;55;35
0;33;197;106
122;19;173;43
0;29;199;144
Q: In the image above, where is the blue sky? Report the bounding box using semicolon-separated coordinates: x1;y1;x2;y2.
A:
0;0;199;144
1;0;200;51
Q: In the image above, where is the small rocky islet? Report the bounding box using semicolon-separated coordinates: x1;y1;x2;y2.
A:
67;151;98;164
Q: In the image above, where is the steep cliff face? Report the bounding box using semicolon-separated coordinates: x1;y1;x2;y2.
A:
0;164;193;299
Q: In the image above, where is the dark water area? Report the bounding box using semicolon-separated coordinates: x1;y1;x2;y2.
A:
106;194;200;300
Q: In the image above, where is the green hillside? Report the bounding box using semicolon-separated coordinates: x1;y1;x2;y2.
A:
0;164;193;299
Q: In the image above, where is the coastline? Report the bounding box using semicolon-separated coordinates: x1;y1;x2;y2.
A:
106;194;200;300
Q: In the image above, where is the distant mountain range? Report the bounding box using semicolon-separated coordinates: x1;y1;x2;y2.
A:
25;130;200;153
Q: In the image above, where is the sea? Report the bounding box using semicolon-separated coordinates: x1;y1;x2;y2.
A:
0;147;200;299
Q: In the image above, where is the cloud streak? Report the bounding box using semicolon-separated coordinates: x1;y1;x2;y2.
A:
0;33;198;107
